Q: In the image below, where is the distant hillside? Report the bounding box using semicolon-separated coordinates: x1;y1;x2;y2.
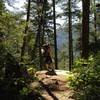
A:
57;31;68;50
57;27;79;50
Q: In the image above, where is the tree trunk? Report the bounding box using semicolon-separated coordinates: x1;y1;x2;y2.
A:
41;0;46;44
81;0;90;59
94;0;97;43
38;16;43;70
68;0;73;71
20;0;31;62
53;0;58;69
38;0;43;70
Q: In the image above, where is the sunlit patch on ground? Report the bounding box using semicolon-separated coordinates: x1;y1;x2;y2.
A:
30;70;74;100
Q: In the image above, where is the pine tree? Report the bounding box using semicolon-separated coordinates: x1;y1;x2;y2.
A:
53;0;58;69
68;0;73;71
30;0;55;69
21;0;31;62
60;0;80;70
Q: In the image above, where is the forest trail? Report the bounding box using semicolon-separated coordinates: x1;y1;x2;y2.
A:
30;70;74;100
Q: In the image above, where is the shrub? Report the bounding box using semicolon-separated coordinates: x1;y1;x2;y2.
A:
68;54;100;100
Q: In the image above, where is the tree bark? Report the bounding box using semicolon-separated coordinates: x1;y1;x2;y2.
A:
68;0;73;71
53;0;58;69
94;0;97;43
21;0;31;62
37;0;43;70
81;0;90;59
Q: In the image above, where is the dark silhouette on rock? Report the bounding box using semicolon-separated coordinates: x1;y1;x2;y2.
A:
41;44;57;75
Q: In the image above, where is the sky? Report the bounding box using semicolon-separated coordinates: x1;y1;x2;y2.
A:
5;0;82;25
5;0;26;12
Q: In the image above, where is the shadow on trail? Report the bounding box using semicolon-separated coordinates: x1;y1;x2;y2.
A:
45;70;57;76
39;80;58;100
23;91;46;100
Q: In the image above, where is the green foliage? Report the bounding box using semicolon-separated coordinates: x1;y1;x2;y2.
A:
27;66;36;76
0;7;36;100
68;54;100;99
0;12;26;61
19;87;31;96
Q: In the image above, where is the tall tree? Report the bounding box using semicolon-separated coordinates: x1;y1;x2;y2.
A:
60;0;80;69
81;0;90;59
37;0;43;70
53;0;58;69
96;3;100;32
94;0;97;42
30;0;54;69
68;0;73;71
21;0;31;62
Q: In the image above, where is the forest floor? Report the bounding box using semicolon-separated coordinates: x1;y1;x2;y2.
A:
30;70;74;100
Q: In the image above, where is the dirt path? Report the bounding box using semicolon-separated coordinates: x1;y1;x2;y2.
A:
30;70;74;100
